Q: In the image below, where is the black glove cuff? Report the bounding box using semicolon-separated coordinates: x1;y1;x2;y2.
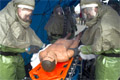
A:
69;47;79;57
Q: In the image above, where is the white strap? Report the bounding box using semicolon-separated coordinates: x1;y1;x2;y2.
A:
81;3;98;9
17;4;34;10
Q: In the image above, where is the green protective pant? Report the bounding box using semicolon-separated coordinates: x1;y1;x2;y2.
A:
0;54;25;80
95;55;120;80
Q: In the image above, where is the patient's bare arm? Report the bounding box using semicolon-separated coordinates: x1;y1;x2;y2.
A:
66;32;81;58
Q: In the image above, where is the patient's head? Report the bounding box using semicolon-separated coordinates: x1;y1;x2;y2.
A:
41;60;56;72
40;51;57;72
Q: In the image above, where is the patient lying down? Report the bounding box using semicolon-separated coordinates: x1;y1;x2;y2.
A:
39;33;81;72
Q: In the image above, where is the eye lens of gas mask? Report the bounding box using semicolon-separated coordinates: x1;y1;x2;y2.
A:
56;7;64;15
81;7;97;21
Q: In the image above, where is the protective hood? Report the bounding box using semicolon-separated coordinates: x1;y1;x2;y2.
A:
81;5;120;52
53;5;64;18
13;0;35;28
84;4;107;27
80;0;101;27
0;0;43;49
13;0;35;8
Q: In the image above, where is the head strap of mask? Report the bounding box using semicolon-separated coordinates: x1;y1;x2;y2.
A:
81;3;98;9
17;4;34;10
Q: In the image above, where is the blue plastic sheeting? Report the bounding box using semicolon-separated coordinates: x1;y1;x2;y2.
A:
21;52;33;65
0;0;80;65
0;0;11;10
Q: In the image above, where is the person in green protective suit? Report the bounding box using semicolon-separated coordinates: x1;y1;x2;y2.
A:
0;0;43;80
70;6;78;37
63;6;77;39
79;0;120;80
44;5;65;43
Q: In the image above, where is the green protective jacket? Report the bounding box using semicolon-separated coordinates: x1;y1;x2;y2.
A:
80;5;120;80
65;12;77;39
0;0;43;80
64;13;72;38
44;5;64;43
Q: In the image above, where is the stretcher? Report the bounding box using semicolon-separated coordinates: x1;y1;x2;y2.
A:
29;56;82;80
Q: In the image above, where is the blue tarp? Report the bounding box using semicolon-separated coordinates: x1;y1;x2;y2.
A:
0;0;80;65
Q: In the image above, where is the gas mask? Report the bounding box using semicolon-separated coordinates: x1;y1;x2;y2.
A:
17;4;33;22
64;7;71;15
81;3;98;21
56;7;64;15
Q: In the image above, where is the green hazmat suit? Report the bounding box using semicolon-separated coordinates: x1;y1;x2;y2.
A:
70;7;78;38
64;6;77;39
0;0;43;80
44;5;64;43
63;7;73;38
80;0;120;80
